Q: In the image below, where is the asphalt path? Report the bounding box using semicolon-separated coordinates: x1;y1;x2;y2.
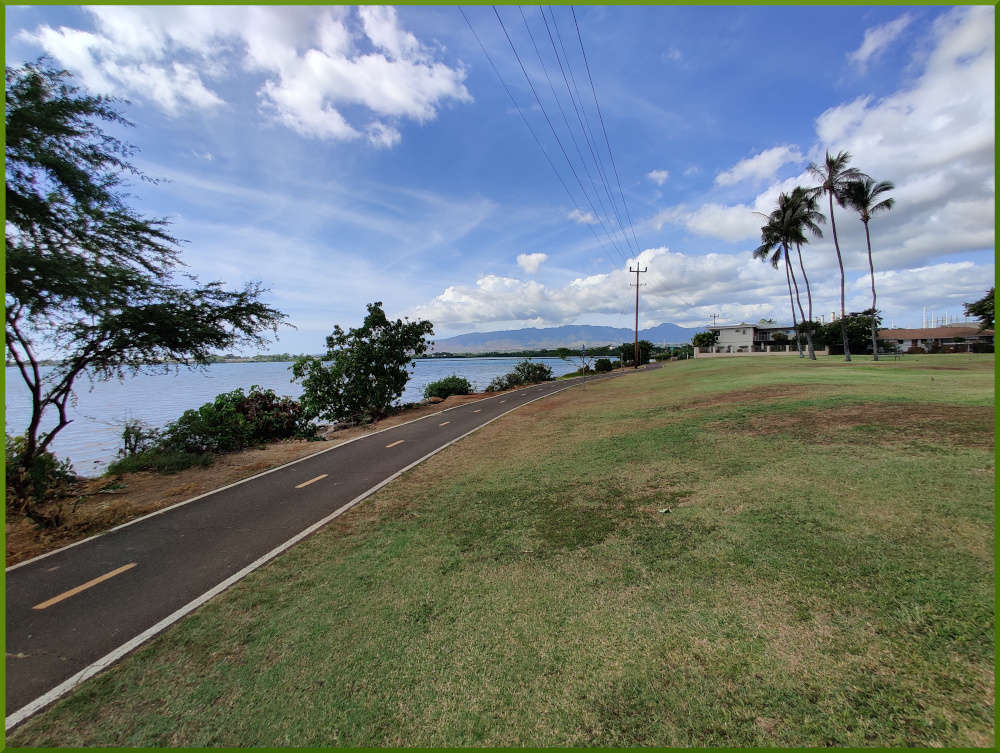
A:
5;366;658;727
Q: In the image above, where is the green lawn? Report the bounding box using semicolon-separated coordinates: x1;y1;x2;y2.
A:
9;354;994;746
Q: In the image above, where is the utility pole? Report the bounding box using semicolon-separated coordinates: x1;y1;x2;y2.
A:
710;312;719;327
630;265;647;368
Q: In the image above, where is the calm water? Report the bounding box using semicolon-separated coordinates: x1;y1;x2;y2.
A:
4;358;577;473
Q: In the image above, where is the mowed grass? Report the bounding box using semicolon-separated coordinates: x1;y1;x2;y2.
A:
10;354;994;746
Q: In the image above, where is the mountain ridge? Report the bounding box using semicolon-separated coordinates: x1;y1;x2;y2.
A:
430;323;705;353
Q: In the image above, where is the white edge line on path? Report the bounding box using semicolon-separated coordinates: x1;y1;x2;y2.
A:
5;379;594;730
6;373;603;574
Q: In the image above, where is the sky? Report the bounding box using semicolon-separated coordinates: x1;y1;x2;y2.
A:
5;4;995;354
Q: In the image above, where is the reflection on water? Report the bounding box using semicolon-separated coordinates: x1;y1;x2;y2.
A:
4;358;577;473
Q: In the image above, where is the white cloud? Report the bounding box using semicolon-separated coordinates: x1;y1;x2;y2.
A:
662;47;682;63
517;253;548;275
21;5;470;144
653;203;763;243
568;209;598;225
647;169;670;186
658;6;994;268
715;145;803;186
848;14;913;72
683;166;700;177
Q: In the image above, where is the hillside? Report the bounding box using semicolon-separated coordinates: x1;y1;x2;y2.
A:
431;322;703;353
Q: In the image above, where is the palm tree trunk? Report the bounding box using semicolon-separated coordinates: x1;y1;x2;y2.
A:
828;191;851;361
787;251;814;360
783;250;803;357
794;243;816;359
864;219;879;361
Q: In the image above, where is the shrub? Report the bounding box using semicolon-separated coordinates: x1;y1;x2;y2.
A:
594;358;613;373
906;346;926;354
161;386;310;455
118;418;162;458
5;434;76;514
423;374;473;400
485;360;554;392
972;342;994;353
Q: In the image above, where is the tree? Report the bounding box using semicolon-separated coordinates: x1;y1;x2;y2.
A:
755;189;825;359
809;151;868;361
618;340;652;365
692;330;719;350
786;187;825;358
842;177;895;360
5;61;286;527
292;302;434;424
820;310;882;355
556;346;594;374
963;288;994;331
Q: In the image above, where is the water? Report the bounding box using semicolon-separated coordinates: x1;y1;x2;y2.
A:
4;357;578;474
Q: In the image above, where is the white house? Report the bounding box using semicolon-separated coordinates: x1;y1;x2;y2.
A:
696;322;823;357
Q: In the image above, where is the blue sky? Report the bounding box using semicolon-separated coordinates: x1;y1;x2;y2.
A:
5;4;995;353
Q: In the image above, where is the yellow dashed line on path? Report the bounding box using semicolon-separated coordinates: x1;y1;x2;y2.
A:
295;474;327;489
33;563;137;610
386;440;405;448
473;409;481;413
439;421;450;427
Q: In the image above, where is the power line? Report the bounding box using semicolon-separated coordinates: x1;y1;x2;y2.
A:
572;5;642;256
544;6;637;259
518;6;619;248
459;6;615;263
492;5;631;265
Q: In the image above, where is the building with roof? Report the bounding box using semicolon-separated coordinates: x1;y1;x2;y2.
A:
877;325;993;353
695;321;828;357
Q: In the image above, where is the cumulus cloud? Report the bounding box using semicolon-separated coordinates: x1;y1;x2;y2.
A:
647;169;670;186
715;145;803;186
517;252;548;274
568;208;598;224
657;6;994;271
848;14;913;72
21;5;470;143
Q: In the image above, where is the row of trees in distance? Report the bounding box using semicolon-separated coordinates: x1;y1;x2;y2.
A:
753;151;895;361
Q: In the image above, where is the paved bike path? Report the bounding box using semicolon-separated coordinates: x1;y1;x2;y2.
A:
6;368;654;725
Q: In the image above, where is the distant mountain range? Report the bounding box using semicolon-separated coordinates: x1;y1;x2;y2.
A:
431;323;705;353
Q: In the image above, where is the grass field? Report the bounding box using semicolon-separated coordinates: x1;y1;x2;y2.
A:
9;354;994;747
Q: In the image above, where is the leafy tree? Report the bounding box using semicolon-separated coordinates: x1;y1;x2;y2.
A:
820;310;882;355
692;331;718;349
594;358;614;373
4;60;286;527
963;288;994;331
809;151;868;361
485;359;555;392
617;340;652;366
292;302;434;424
842;177;895;360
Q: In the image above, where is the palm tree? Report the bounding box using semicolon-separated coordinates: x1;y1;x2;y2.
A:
842;177;894;360
781;187;825;359
808;151;868;361
754;205;804;358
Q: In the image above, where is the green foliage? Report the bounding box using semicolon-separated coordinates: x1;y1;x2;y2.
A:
594;358;614;373
963;288;994;331
292;302;434;424
423;374;473;400
4;60;286;526
618;340;653;366
5;434;76;520
161;386;309;455
691;331;718;349
821;310;883;355
118;418;162;458
485;360;555;392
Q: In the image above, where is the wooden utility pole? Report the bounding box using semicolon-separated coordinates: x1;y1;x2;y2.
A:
630;265;647;368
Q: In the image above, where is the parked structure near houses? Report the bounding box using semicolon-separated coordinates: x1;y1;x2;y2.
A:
695;322;830;357
877;325;994;352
